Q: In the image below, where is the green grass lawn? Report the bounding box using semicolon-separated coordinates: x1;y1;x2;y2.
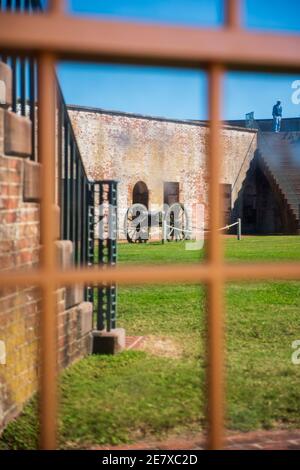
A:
1;236;300;449
117;235;300;263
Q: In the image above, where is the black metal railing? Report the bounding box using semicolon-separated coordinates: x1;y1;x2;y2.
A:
87;181;118;331
0;0;43;162
57;88;118;330
0;0;118;331
57;86;91;266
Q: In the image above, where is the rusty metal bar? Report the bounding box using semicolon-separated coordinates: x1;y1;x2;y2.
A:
226;0;241;29
207;275;224;449
207;66;224;265
2;262;300;287
48;0;64;15
1;13;300;71
206;64;224;450
38;52;57;450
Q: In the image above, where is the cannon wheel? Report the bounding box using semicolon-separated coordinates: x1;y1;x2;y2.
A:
124;203;149;243
165;203;188;241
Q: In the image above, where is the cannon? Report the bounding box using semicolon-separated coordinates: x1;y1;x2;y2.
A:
124;203;188;243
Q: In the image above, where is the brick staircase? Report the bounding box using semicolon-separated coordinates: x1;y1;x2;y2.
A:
258;131;300;233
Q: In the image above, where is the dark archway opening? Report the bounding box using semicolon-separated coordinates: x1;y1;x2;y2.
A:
234;162;285;234
132;181;149;208
164;182;180;206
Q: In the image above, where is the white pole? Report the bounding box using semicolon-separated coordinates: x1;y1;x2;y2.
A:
162;219;166;244
237;218;242;240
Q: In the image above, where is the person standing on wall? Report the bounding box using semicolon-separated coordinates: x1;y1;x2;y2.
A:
272;100;282;132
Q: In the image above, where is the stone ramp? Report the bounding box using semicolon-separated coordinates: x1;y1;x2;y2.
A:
90;429;300;450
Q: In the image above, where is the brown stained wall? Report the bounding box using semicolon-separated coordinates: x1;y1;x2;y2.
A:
68;107;257;231
0;151;40;428
0;151;93;432
0;108;92;433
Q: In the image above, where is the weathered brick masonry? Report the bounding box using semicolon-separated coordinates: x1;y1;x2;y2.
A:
69;106;257;234
0;93;93;432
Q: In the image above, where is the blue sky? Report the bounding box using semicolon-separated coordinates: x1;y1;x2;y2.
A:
57;0;300;120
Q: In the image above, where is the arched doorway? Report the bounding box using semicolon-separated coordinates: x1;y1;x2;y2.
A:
132;181;149;208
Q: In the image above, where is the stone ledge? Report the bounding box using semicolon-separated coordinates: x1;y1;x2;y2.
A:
23;160;40;202
4;111;32;157
0;108;4;154
55;240;83;308
66;284;84;309
92;328;126;355
53;205;61;240
23;161;60;236
77;302;93;336
0;62;12;108
55;240;73;269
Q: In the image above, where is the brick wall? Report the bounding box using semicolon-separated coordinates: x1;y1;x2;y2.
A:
0;100;93;432
68;106;257;232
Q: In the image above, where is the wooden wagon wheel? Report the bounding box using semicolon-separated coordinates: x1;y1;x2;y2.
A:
165;203;188;241
124;203;149;243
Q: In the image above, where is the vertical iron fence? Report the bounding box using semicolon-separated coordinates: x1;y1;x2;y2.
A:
87;181;118;331
57;86;91;266
0;0;42;161
56;72;119;331
0;0;118;331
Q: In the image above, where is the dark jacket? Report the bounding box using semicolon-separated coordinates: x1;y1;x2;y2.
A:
272;104;282;117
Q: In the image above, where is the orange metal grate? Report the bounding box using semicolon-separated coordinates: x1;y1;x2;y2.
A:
1;0;300;450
